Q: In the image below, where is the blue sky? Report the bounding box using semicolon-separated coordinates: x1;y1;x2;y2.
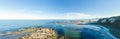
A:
0;0;120;19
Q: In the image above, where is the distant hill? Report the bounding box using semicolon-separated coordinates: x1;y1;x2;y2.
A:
98;16;120;28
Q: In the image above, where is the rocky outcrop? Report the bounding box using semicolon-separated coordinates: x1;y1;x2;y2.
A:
20;28;58;39
98;16;120;28
97;16;120;38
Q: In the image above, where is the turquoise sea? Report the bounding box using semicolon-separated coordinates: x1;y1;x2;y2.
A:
0;20;52;32
0;20;117;39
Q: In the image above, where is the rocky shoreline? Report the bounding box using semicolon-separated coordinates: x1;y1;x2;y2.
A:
0;27;65;39
19;28;58;39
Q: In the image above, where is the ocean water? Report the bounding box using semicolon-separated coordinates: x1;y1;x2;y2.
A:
0;20;117;39
0;20;53;32
0;20;74;32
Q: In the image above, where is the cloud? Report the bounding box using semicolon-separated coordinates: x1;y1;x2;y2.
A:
65;12;94;19
0;10;66;19
0;13;40;19
0;10;95;19
0;10;47;19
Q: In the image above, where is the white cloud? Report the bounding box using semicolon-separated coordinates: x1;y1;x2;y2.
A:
0;10;96;19
65;12;95;19
0;10;47;19
0;13;40;19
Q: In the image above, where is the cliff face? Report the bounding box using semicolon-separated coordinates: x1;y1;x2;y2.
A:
98;16;120;28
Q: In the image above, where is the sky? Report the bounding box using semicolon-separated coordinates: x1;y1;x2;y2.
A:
0;0;120;19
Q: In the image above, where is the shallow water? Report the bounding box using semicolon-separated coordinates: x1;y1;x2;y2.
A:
0;20;52;32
